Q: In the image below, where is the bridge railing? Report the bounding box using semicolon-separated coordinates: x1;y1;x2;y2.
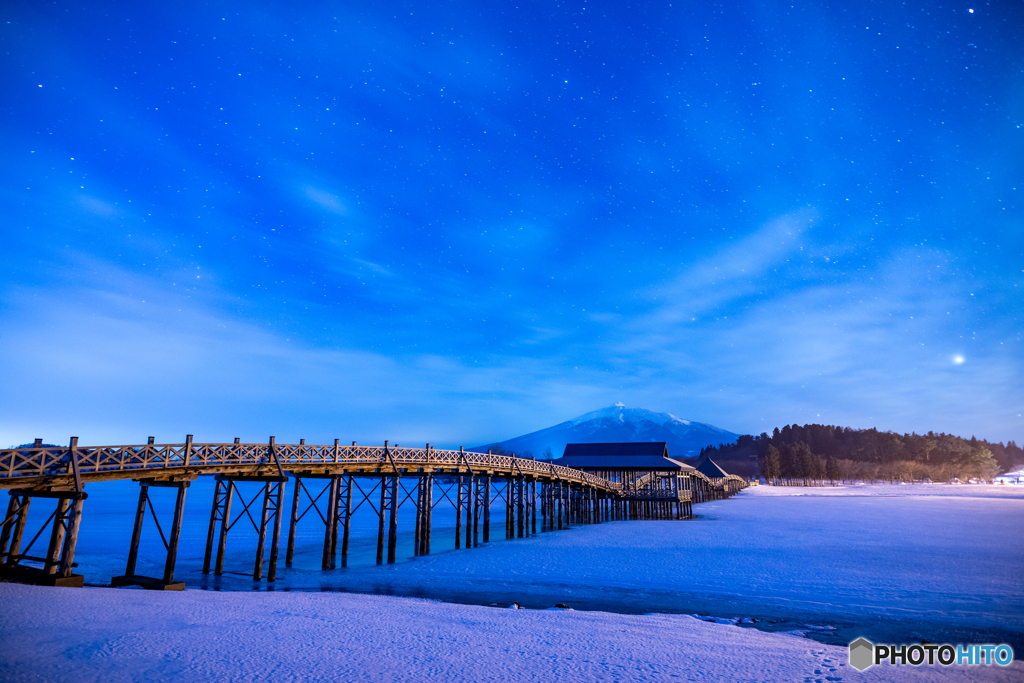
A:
0;442;618;491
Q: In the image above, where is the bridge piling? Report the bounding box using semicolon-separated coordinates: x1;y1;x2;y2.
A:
286;477;303;567
413;477;423;556
323;477;339;568
213;480;233;575
113;479;189;590
376;474;387;565
0;488;87;587
516;476;524;539
482;475;491;542
455;476;463;549
424;473;433;554
387;474;399;564
468;475;475;548
0;493;29;568
473;477;484;547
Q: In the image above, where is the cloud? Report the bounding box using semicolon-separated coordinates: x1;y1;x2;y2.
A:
0;261;619;448
303;186;349;215
646;210;814;324
602;241;1024;441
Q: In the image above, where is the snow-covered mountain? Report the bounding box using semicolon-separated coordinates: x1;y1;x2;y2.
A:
471;403;742;460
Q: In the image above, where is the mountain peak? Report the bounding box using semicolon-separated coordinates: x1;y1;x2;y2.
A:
474;405;741;459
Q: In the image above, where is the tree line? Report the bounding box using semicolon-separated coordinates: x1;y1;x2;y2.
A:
699;424;1023;485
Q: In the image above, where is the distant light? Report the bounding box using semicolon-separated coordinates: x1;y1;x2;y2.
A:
968;8;974;13
953;355;965;364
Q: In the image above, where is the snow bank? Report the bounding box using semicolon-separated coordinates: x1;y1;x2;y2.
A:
0;583;1019;682
744;482;1024;498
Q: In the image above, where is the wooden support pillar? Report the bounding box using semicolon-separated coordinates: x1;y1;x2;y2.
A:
58;497;84;579
322;477;338;569
466;474;474;549
425;473;433;554
455;476;463;550
516;476;525;539
0;493;30;567
376;475;387;565
414;476;423;556
540;483;547;532
287;476;303;566
387;474;398;564
254;484;272;581
124;485;149;577
557;482;563;530
482;475;491;543
163;483;188;584
473;478;481;547
531;481;537;535
503;477;509;538
203;479;225;574
521;478;528;538
341;474;353;566
214;481;233;575
44;497;70;575
114;480;189;588
267;481;285;581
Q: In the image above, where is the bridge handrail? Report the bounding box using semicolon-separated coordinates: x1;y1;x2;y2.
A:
0;442;617;491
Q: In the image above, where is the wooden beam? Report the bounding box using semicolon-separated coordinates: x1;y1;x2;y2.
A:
125;484;148;577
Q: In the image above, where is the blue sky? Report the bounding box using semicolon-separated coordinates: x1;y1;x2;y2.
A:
1;0;1021;448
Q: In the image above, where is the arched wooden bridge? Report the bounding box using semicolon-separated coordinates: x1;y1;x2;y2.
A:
0;437;748;590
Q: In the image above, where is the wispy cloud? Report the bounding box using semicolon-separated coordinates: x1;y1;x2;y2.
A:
645;210;814;323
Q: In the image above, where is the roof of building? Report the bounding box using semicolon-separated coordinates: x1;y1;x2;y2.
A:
695;458;729;478
552;442;694;471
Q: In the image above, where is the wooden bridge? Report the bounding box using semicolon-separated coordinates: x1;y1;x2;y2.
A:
0;437;748;590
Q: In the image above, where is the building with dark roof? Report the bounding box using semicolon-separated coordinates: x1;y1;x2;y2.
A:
695;458;729;480
551;442;694;486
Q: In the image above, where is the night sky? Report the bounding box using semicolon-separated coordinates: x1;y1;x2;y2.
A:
2;1;1021;448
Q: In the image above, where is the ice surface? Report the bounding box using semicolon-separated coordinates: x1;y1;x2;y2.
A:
319;483;1024;649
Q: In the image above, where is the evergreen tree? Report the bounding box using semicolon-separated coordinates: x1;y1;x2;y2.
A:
825;455;841;485
761;445;781;485
794;442;816;485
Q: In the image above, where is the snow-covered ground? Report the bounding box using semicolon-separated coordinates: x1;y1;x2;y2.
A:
0;584;1020;682
2;482;1021;681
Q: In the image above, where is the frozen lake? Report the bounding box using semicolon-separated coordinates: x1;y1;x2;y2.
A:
320;483;1024;650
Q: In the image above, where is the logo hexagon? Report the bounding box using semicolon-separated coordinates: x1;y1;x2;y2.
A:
849;637;875;672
